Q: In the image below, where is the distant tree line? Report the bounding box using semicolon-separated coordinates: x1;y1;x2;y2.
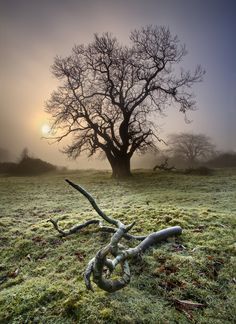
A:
0;136;235;177
0;148;57;176
206;152;236;168
153;133;236;170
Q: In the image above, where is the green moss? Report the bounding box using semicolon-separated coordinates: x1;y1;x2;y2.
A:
0;169;235;323
99;307;113;319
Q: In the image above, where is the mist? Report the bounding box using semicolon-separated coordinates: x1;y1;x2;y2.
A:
1;0;235;170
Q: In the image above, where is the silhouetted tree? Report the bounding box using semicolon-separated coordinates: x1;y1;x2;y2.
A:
167;133;215;167
19;147;29;161
46;26;204;178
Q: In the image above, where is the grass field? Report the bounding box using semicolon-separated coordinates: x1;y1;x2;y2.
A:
0;169;235;323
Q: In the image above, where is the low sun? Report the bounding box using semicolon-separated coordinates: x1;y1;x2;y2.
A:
41;123;51;135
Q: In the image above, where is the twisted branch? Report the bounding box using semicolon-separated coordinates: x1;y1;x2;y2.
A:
48;218;100;236
84;225;182;292
48;179;182;292
48;217;146;240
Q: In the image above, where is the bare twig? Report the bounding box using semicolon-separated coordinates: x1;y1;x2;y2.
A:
48;218;100;236
48;217;146;240
65;179;122;227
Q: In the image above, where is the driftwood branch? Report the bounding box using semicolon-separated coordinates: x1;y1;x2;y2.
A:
85;225;182;292
48;179;183;292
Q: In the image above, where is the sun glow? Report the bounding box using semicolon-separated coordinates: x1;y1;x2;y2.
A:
41;123;51;135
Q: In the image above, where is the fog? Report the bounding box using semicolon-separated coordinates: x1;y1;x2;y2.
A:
1;0;235;169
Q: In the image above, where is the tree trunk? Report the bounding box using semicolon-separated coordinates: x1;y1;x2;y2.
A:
110;155;131;178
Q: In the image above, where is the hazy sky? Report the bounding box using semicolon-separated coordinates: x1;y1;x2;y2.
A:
0;0;235;168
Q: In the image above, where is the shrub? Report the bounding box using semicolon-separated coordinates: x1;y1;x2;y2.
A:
184;166;213;175
10;156;57;176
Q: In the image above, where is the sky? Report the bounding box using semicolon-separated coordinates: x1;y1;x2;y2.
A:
0;0;235;168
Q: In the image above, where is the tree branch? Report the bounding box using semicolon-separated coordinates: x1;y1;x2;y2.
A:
48;179;183;293
47;218;100;236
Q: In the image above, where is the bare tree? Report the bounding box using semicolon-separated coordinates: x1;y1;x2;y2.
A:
46;25;204;178
19;147;29;161
167;133;215;167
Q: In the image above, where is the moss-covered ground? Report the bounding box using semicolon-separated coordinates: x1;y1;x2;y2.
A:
0;169;235;323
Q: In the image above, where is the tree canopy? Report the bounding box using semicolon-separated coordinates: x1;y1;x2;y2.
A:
46;25;204;177
167;133;215;167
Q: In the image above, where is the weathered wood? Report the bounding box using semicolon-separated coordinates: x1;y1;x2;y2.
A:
48;218;100;236
48;179;183;292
